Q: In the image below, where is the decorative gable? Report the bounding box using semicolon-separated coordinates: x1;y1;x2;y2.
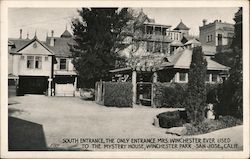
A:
17;39;54;55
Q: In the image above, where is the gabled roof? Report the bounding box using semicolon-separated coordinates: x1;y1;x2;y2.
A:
110;49;229;73
174;20;190;30
184;38;201;45
160;49;229;71
16;37;54;55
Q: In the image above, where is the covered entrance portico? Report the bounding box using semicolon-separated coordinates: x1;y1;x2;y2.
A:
110;67;158;107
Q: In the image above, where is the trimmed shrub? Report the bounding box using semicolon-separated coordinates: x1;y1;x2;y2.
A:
103;82;132;107
157;110;188;128
153;83;187;108
184;115;242;135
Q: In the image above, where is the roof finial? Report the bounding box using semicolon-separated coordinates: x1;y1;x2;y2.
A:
34;30;37;39
26;31;29;39
66;24;68;30
181;19;182;22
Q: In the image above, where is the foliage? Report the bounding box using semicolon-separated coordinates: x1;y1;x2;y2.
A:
184;115;242;135
183;46;207;124
70;8;134;88
153;83;187;108
213;51;235;67
217;7;243;119
157;110;188;128
217;48;243;118
103;82;132;107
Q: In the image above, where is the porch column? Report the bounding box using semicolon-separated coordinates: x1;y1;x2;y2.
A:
74;77;78;96
48;78;52;96
132;70;137;106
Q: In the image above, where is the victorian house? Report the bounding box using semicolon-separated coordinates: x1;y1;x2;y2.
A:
8;28;78;97
110;11;229;105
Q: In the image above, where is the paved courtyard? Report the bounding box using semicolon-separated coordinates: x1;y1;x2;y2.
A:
8;95;243;151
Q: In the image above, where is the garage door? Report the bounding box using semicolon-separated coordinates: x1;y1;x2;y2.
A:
18;76;48;95
55;83;74;96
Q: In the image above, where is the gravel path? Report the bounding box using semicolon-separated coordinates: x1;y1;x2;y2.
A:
8;95;243;151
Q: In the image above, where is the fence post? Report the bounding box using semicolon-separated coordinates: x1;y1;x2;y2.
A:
151;72;158;108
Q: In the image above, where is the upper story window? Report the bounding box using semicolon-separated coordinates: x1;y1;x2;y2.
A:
27;56;42;69
35;56;42;69
27;56;34;69
155;27;161;35
207;34;213;42
162;28;166;36
146;26;153;35
60;58;67;70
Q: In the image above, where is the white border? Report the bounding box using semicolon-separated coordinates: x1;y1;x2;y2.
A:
1;1;249;158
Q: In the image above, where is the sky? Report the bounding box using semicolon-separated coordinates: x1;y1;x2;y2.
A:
8;7;239;41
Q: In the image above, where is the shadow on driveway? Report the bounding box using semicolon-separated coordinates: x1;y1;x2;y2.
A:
8;116;47;151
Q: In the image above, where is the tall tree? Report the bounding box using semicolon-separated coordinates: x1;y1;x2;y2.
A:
184;46;207;123
218;7;243;118
70;8;133;88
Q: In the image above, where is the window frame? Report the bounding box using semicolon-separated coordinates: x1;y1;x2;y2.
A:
59;58;67;70
35;56;42;69
27;56;34;69
179;72;187;82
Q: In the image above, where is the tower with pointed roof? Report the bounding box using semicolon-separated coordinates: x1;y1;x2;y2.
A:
173;20;190;36
60;26;72;38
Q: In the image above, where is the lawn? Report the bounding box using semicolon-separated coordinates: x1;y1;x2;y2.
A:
8;95;243;151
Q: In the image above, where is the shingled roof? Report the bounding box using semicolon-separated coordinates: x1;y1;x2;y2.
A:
174;20;190;30
160;49;229;71
45;37;75;57
8;38;30;53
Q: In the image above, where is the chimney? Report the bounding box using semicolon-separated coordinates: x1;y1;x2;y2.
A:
202;19;207;26
50;30;54;47
19;29;22;39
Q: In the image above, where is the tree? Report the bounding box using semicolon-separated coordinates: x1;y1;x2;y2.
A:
70;8;133;88
217;7;243;119
184;46;207;124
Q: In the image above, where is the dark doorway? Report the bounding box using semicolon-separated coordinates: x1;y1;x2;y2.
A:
18;76;48;95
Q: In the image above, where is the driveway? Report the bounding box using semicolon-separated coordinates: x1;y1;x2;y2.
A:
8;95;243;151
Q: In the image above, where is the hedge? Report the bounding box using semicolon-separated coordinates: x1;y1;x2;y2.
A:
153;83;187;108
153;82;219;108
157;110;188;128
184;115;242;135
103;82;133;107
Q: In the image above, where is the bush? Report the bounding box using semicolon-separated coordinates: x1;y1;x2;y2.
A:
103;82;132;107
157;110;188;128
153;83;187;108
184;115;242;135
